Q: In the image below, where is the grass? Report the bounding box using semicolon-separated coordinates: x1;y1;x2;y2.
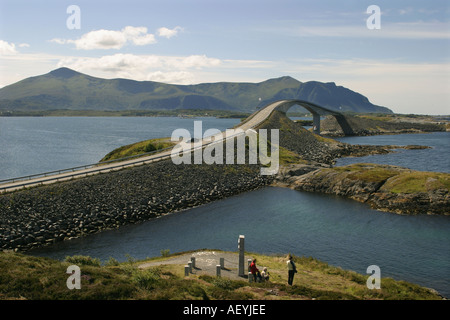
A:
381;171;450;194
100;137;175;162
329;164;450;194
356;114;394;122
334;164;400;183
0;250;443;300
278;146;307;165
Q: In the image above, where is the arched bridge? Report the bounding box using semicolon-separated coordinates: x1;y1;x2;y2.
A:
239;99;350;135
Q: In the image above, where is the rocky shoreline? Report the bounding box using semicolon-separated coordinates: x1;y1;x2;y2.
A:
0;159;273;252
260;111;449;216
321;114;446;136
274;163;449;215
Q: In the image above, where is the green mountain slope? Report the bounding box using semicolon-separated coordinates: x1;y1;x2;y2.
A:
0;68;392;113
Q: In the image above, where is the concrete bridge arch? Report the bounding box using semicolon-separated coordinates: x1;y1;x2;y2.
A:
269;99;353;135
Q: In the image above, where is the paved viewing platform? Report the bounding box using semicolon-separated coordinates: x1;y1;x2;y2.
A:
138;250;253;281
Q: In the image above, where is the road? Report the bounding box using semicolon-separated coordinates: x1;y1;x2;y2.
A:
0;100;287;193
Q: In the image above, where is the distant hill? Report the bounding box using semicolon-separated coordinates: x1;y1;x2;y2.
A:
0;68;393;113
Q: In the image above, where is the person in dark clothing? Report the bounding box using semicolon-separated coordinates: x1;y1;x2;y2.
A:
287;255;297;285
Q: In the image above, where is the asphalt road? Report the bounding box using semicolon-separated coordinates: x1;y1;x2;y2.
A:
0;100;287;193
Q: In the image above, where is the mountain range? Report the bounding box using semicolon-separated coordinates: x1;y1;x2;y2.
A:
0;68;393;114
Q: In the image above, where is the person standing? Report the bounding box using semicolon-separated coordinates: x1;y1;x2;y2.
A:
287;255;297;285
249;258;259;282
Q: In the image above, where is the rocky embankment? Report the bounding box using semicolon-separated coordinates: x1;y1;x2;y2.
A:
275;163;449;215
321;114;446;136
0;158;273;252
257;110;431;165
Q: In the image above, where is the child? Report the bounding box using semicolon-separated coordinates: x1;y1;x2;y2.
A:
261;267;270;281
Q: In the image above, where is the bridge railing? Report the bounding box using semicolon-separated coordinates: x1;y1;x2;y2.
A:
0;145;174;185
0;150;177;192
0;129;257;193
0;107;270;193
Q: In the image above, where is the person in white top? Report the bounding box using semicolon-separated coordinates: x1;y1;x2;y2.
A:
287;255;297;285
260;267;270;281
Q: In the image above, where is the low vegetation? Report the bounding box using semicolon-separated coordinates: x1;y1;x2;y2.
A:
100;137;175;162
331;163;450;194
381;170;450;194
332;163;400;184
0;250;442;300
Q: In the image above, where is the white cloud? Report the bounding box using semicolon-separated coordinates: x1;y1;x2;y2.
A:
49;38;68;45
51;26;157;50
0;40;18;55
146;71;193;83
157;26;183;39
71;29;128;50
57;53;221;71
165;55;221;69
55;53;222;84
123;26;157;45
50;25;186;50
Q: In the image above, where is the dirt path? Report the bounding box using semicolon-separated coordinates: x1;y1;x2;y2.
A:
138;250;254;281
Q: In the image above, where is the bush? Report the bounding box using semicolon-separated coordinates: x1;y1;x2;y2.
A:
105;257;120;266
160;249;171;257
144;143;156;153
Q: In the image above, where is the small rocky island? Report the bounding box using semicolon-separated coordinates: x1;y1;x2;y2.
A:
275;163;449;215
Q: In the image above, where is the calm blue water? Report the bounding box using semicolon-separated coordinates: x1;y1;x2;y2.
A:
27;187;450;297
0;117;240;180
1;117;449;297
335;132;450;173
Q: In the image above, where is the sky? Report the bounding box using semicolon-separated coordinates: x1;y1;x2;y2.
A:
0;0;449;114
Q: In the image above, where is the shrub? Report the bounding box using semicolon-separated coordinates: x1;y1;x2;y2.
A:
105;257;120;266
160;249;171;257
144;143;156;153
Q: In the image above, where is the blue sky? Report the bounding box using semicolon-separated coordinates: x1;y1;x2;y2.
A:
0;0;449;114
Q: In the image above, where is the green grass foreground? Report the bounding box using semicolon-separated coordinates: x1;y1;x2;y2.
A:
0;250;442;300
